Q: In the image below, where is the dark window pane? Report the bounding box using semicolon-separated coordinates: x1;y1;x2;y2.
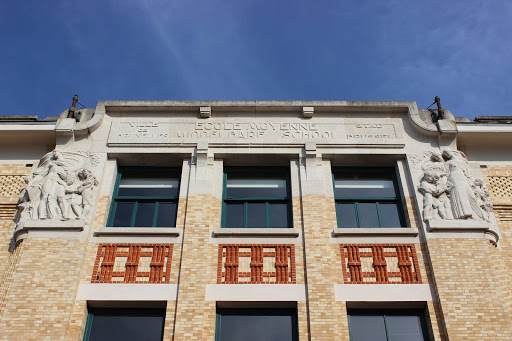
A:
88;309;165;341
334;171;396;198
156;202;177;227
358;203;380;228
379;203;402;227
337;203;357;228
134;202;156;227
386;315;427;341
218;309;297;341
349;315;387;341
225;203;244;228
113;202;134;227
269;203;289;228
247;203;266;228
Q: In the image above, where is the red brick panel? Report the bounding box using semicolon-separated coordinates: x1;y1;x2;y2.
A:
218;244;296;284
91;244;173;284
340;244;422;284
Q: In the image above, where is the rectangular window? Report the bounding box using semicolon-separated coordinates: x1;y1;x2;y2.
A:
83;308;165;341
333;168;405;228
222;168;291;228
107;168;180;227
348;309;430;341
215;308;298;341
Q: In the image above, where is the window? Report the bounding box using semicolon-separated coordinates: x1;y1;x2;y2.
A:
333;168;405;228
83;308;165;341
222;168;291;228
215;308;298;341
348;309;430;341
107;168;180;227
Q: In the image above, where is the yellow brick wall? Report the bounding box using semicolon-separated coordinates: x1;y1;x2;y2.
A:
0;238;87;340
173;194;217;340
300;194;347;340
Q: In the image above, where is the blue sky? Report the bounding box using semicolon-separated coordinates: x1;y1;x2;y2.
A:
0;0;510;118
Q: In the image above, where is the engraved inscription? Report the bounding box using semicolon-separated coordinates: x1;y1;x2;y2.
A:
107;118;402;145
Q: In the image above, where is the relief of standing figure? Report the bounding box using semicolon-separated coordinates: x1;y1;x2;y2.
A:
441;150;484;220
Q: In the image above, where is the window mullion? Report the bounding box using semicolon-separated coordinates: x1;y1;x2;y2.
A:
244;202;248;228
354;202;361;228
265;202;270;228
130;201;138;227
376;202;383;228
383;315;391;341
152;201;160;227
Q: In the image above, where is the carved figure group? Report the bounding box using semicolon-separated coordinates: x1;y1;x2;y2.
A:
17;149;99;224
417;149;492;222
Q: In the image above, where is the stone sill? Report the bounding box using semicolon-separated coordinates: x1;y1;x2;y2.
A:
212;228;300;238
14;219;85;243
427;219;490;231
94;227;181;237
22;219;85;230
332;227;419;237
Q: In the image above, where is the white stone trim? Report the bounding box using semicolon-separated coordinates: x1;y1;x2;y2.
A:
94;227;181;236
205;284;306;302
334;284;434;302
332;227;419;236
76;283;177;301
211;228;300;237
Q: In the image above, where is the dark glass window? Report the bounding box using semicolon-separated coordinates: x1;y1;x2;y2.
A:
216;308;298;341
348;309;430;341
333;168;405;228
222;168;291;228
83;308;165;341
108;168;180;227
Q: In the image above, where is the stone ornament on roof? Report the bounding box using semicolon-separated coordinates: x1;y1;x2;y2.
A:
16;149;99;228
416;149;492;223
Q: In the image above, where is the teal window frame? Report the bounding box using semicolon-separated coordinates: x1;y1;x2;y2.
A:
333;167;406;228
221;167;292;228
215;308;298;341
106;167;181;227
348;309;430;341
83;308;165;341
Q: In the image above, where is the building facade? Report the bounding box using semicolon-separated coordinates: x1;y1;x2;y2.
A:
0;100;511;340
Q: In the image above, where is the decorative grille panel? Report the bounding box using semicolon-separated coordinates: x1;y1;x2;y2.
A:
340;244;422;284
92;244;173;283
217;244;296;284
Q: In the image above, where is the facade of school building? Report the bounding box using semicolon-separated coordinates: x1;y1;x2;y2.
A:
0;100;511;340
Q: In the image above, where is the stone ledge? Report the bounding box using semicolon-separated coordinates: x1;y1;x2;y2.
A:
94;227;180;237
77;283;177;301
14;219;85;243
212;228;300;237
427;219;490;231
334;284;433;302
332;227;419;237
205;284;306;302
22;219;85;229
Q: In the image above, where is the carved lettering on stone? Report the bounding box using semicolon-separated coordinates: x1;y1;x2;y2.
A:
416;149;492;222
16;149;100;227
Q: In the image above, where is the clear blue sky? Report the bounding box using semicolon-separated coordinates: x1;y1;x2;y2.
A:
1;0;511;118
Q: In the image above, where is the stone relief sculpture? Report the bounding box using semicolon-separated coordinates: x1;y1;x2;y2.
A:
16;149;100;226
416;149;492;222
472;178;493;222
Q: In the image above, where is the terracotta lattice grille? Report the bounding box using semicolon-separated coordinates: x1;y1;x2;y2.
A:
340;244;422;284
486;176;512;198
0;175;27;197
91;244;173;283
217;244;296;284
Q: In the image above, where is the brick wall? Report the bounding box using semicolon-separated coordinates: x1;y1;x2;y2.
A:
420;165;512;340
